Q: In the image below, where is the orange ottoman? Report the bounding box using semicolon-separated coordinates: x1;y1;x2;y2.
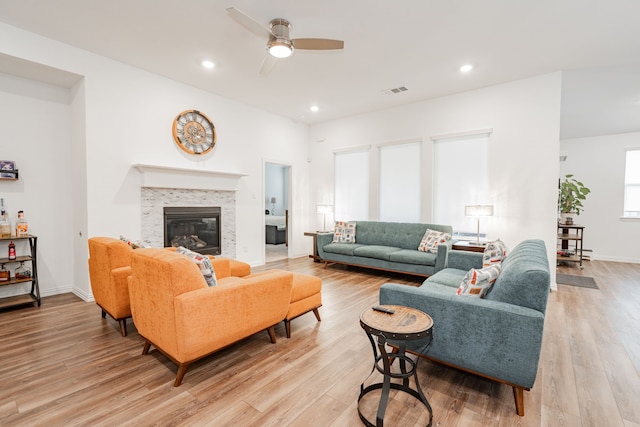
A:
285;273;322;338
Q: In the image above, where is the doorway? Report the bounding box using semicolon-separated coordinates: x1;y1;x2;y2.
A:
265;162;291;262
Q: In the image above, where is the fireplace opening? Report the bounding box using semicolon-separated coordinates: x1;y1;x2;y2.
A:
163;206;221;255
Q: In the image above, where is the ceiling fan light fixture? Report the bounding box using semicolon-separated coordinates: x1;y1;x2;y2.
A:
268;38;293;58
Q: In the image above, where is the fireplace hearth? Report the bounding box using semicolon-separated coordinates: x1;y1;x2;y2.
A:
164;206;221;255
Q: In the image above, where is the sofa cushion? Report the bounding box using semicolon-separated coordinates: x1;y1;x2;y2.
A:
353;245;401;261
389;249;436;266
353;221;452;249
485;239;550;312
418;229;452;253
322;242;365;256
333;221;356;243
456;264;501;297
176;246;217;286
424;268;468;288
483;239;507;266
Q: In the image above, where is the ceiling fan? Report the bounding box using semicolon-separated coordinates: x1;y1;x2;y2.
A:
226;7;344;74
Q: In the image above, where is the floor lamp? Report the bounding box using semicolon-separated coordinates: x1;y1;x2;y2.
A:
316;204;333;232
464;205;494;244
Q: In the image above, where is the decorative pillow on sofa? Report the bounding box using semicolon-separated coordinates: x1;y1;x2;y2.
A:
483;239;507;267
418;229;452;254
119;235;149;249
332;221;356;243
176;246;217;286
456;264;502;297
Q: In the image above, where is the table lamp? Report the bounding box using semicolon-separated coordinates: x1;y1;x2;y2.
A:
316;204;333;232
270;197;276;215
464;205;494;244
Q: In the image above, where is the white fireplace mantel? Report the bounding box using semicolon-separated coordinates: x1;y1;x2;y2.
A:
132;164;248;191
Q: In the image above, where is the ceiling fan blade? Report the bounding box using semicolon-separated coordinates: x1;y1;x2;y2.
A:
293;38;344;51
226;7;272;40
259;54;279;75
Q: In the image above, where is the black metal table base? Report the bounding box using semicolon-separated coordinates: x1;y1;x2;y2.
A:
357;332;433;427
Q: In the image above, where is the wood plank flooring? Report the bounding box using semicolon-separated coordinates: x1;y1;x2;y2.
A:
0;257;639;426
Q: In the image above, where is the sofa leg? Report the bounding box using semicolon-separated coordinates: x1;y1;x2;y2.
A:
312;307;321;322
513;386;525;416
174;363;189;387
142;340;151;355
118;319;127;337
101;309;106;319
284;320;292;339
267;326;277;343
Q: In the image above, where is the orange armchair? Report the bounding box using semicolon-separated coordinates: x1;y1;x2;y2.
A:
87;237;134;336
128;248;293;386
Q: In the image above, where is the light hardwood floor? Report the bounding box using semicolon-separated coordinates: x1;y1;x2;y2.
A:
1;257;639;426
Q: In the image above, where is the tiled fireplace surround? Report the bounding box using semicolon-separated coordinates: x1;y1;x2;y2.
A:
140;187;236;258
135;165;245;259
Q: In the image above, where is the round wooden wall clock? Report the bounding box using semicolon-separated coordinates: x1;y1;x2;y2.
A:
172;109;217;155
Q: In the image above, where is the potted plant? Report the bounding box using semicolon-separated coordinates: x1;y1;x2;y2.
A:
558;174;591;224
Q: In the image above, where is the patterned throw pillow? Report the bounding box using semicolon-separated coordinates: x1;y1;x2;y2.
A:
483;239;508;267
418;229;452;253
457;264;502;297
176;246;217;286
119;235;148;249
332;221;357;243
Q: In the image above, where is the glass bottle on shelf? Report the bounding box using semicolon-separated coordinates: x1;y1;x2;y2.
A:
8;241;16;260
16;210;28;237
15;262;31;280
0;199;10;238
0;265;9;282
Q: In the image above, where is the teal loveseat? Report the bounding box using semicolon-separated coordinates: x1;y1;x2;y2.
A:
379;239;550;416
316;221;453;277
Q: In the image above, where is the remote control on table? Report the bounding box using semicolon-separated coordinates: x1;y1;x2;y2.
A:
372;305;395;314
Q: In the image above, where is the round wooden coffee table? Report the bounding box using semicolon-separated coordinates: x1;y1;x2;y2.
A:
358;305;434;427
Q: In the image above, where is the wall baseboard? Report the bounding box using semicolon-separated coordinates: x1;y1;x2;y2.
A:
590;255;640;264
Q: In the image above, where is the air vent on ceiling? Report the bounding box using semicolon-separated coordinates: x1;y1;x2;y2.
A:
382;86;408;95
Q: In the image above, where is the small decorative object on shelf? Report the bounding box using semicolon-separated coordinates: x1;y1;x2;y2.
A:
0;160;18;180
15;262;31;279
0;199;10;238
16;210;28;236
0;265;8;282
8;241;16;260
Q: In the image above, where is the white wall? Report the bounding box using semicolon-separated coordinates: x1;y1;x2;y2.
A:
0;22;313;301
0;72;75;298
561;132;640;262
310;73;562;286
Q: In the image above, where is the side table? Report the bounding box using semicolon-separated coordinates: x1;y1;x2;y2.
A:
304;231;326;262
358;305;434;427
451;240;486;253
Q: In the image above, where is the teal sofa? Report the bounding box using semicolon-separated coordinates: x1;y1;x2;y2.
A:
316;221;453;277
379;239;550;416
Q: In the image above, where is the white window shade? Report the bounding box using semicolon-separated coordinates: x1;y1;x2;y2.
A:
334;149;369;221
624;148;640;216
433;133;490;235
379;141;420;222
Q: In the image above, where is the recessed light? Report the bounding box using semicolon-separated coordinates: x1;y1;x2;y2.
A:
202;60;215;69
310;105;319;112
460;64;473;73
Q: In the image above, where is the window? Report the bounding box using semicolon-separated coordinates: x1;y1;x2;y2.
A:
432;132;490;235
624;148;640;217
334;148;369;221
378;141;421;222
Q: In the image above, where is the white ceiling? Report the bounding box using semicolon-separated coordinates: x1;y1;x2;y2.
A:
0;0;639;139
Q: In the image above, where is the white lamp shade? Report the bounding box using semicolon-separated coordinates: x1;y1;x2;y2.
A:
270;197;276;204
316;204;333;214
465;205;494;217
